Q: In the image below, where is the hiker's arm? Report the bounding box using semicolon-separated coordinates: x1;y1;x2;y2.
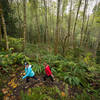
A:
22;67;31;79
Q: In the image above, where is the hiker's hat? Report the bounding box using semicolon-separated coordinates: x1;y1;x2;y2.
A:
25;62;28;66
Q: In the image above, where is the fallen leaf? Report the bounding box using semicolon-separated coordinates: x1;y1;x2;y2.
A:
61;92;66;97
6;93;10;97
3;96;10;100
8;81;12;85
2;88;8;94
13;85;17;88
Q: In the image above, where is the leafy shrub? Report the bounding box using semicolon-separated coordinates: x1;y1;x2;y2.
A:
21;86;67;100
0;49;30;73
96;50;100;64
31;63;44;74
74;48;84;58
0;37;23;51
8;37;23;52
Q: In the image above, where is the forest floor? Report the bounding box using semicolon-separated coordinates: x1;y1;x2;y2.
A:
2;66;66;100
1;65;100;100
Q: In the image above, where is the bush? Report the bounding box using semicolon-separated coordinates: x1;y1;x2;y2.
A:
0;37;23;52
8;37;23;52
96;50;100;64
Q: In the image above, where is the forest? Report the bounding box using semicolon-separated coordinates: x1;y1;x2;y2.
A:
0;0;100;100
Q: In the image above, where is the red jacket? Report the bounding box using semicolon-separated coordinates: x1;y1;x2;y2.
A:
45;65;52;76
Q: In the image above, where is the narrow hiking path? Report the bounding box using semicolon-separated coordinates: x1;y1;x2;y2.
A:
2;68;65;100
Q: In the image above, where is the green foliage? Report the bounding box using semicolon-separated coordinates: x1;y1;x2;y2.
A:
96;50;100;64
0;37;23;52
0;49;30;74
32;63;44;74
74;48;84;58
21;86;67;100
0;0;18;36
8;37;23;52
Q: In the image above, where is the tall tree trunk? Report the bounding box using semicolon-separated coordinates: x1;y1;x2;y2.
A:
16;0;22;38
62;0;72;55
72;0;82;48
54;0;61;55
83;15;89;46
67;0;72;47
80;0;88;46
1;9;9;50
44;0;48;43
0;23;2;41
33;0;40;43
23;0;26;49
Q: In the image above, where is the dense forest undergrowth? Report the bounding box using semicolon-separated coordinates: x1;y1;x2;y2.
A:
0;0;100;100
0;37;100;100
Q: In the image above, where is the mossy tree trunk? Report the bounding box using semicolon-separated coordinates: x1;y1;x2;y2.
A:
0;8;9;50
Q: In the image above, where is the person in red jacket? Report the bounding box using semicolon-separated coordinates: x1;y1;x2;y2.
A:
43;62;54;82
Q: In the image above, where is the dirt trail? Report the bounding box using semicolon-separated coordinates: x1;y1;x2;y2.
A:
2;70;65;100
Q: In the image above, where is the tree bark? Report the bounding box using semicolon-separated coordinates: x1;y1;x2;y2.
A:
80;0;88;46
23;0;27;49
33;0;40;43
54;0;61;55
72;0;82;48
62;0;72;55
44;0;48;43
83;15;89;46
67;0;72;47
0;23;2;41
1;9;9;50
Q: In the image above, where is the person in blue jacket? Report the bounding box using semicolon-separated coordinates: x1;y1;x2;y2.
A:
22;62;37;82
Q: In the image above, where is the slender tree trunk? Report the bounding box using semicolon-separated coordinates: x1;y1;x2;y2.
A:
1;10;9;50
72;0;82;48
62;0;72;55
16;0;22;38
54;0;61;55
83;15;89;46
0;24;2;41
44;0;48;43
67;0;72;47
33;0;40;43
23;0;26;49
80;0;88;46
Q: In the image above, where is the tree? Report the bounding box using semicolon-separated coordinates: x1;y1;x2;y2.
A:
72;0;82;48
0;23;2;41
83;15;90;47
43;0;48;43
62;0;72;55
0;0;17;37
33;0;41;42
23;0;27;48
0;6;9;50
80;0;88;46
54;0;61;55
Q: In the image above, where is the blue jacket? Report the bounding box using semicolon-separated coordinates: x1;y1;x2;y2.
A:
22;65;35;79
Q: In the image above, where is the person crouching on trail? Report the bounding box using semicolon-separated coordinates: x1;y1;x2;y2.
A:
43;62;54;82
22;62;37;82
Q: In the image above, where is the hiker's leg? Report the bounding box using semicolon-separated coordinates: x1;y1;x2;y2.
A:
32;76;37;80
49;75;54;82
26;77;30;82
43;75;48;81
